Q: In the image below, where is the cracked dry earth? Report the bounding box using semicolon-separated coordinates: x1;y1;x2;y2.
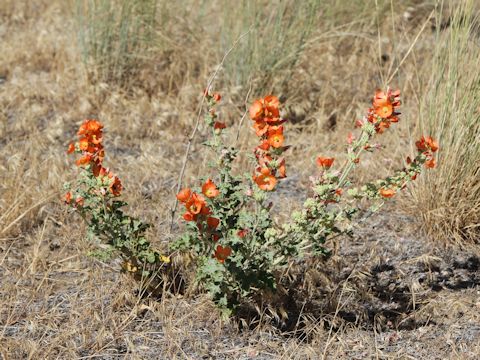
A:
1;207;479;359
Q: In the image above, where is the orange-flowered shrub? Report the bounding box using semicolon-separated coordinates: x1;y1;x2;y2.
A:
64;120;168;276
276;89;439;256
173;88;438;315
64;88;438;317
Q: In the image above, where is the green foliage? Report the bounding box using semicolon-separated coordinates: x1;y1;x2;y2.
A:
282;110;437;255
67;163;164;270
65;93;435;318
172;94;281;313
174;90;435;315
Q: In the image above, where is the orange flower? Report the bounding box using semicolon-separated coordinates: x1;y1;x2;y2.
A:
97;149;105;162
254;168;277;191
78;119;103;136
316;156;335;169
213;93;221;102
376;120;391;133
214;245;232;263
237;229;248;238
425;158;436;168
214;122;226;130
416;136;439;153
98;166;109;177
76;154;92;166
77;120;103;149
375;102;393;119
264;95;279;109
67;143;75;154
64;192;72;204
373;89;389;108
89;134;103;145
373;89;400;112
186;193;206;215
177;188;192;203
202;179;219;198
75;196;84;207
79;137;90;151
183;211;196;222
379;188;396;198
371;89;401;123
250;95;287;190
253;119;269;137
249;100;264;120
267;126;284;148
257;140;271;151
109;175;122;196
200;204;212;216
207;217;220;229
263;95;280;118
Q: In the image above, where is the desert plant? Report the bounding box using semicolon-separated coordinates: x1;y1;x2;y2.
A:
172;92;288;314
172;88;438;315
74;0;157;86
411;0;480;243
64;119;169;278
63;85;438;317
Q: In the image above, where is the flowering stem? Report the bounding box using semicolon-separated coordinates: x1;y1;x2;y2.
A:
337;130;369;189
170;29;252;230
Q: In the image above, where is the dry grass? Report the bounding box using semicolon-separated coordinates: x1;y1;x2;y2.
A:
75;0;157;86
1;0;480;358
409;0;480;243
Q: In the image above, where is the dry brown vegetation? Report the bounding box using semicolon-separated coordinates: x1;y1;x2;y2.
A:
1;0;479;358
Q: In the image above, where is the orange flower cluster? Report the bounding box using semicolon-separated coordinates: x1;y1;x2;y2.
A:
64;191;84;207
67;119;122;197
177;179;230;263
316;156;335;169
367;89;401;133
69;119;104;168
249;95;287;191
416;136;439;168
214;245;231;263
378;135;439;198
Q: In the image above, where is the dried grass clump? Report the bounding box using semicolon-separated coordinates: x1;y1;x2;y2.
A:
411;0;480;243
73;0;326;94
217;0;321;93
74;0;157;86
